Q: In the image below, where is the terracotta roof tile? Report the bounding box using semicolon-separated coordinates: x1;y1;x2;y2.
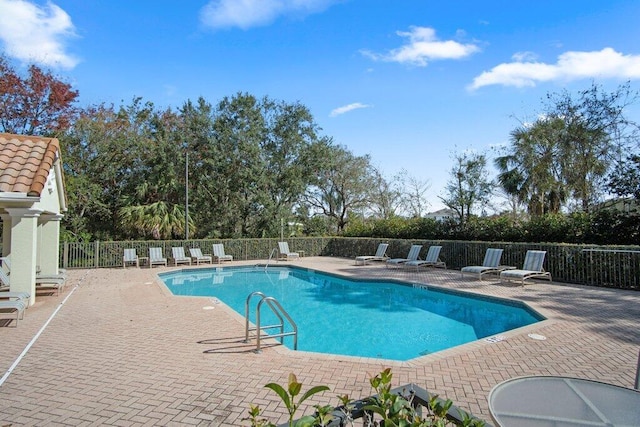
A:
0;133;61;197
0;168;18;178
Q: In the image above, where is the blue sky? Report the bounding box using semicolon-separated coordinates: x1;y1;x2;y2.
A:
1;0;640;212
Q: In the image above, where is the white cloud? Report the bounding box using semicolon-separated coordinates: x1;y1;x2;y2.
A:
511;51;538;62
0;0;79;69
329;102;372;117
200;0;339;30
361;26;480;67
469;48;640;90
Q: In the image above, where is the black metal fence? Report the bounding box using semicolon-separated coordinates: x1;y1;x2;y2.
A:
59;237;640;290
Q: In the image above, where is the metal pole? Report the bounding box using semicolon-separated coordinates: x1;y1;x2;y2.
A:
185;151;189;240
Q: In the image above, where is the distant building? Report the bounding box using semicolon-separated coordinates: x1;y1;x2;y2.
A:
424;208;456;221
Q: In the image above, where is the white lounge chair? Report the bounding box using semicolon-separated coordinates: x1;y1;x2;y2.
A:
35;279;66;296
0;270;31;304
149;247;168;267
35;271;66;280
189;248;212;265
0;258;10;279
123;248;139;268
0;300;26;326
212;244;233;263
0;291;30;304
461;248;504;280
355;243;389;265
386;244;422;268
404;246;446;270
2;257;65;282
1;258;65;295
171;247;192;266
500;250;552;286
278;242;299;261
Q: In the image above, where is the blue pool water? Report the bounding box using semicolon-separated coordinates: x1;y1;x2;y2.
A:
160;266;544;361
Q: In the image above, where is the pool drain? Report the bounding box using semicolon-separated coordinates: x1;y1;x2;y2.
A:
485;335;506;343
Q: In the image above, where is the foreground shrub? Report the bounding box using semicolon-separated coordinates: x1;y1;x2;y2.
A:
245;368;486;427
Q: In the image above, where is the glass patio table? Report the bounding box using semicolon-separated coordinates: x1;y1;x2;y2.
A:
489;376;640;426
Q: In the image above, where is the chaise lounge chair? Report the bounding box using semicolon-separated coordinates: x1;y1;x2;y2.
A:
1;258;65;295
278;242;299;261
212;244;233;263
123;248;139;268
460;248;504;280
386;244;422;268
500;250;552;286
403;245;446;270
189;248;213;265
0;290;30;304
0;300;26;326
0;271;31;306
355;243;389;265
2;257;66;282
149;247;168;267
35;270;67;280
171;247;192;266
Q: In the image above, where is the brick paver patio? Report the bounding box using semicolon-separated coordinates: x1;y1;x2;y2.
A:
1;257;639;426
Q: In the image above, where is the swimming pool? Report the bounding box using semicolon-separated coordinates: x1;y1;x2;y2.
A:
160;266;544;361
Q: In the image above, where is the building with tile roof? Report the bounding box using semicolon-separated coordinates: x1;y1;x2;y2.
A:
0;133;67;305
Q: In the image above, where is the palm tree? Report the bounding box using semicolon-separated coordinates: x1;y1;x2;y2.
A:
119;201;192;240
495;118;567;216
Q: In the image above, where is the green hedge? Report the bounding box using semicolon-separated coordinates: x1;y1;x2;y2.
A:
344;211;640;245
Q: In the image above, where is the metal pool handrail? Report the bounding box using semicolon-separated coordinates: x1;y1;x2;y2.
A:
244;291;298;353
264;247;278;270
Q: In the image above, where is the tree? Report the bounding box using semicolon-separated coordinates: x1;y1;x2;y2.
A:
397;169;431;218
497;82;640;215
367;167;402;219
62;99;189;240
60;92;328;240
546;82;639;211
608;154;640;201
0;55;78;136
440;151;493;224
169;93;269;239
181;93;322;238
61;103;134;240
303;141;375;233
257;98;321;235
116;105;190;240
495;117;566;216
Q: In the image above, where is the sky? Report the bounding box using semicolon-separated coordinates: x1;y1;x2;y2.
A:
1;0;640;212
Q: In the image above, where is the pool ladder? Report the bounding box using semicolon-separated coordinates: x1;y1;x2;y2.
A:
263;248;278;271
244;291;298;353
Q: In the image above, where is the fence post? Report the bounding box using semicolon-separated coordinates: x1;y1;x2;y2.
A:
63;241;68;269
95;240;100;268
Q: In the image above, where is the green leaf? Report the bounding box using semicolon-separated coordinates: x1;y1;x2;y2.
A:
298;385;330;405
265;383;291;409
288;373;302;397
292;415;317;427
390;398;407;415
289;381;302;398
362;404;386;418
